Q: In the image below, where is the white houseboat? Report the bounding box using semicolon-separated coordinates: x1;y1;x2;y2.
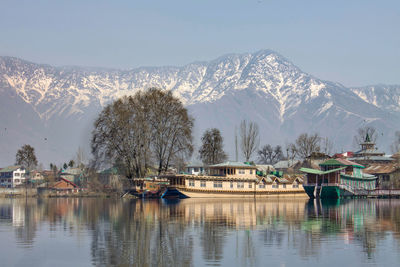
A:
162;161;306;198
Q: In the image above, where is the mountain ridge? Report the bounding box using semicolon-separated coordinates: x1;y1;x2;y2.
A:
1;50;399;166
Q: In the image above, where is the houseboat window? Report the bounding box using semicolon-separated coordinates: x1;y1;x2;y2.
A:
200;181;206;187
189;180;195;187
282;184;286;188
15;179;19;183
272;183;278;188
213;181;222;188
238;169;245;174
194;167;199;172
230;182;234;188
249;183;252;188
259;184;265;189
292;184;299;188
250;170;253;174
237;182;244;188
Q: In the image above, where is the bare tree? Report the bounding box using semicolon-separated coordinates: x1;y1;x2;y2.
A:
258;144;283;164
320;137;334;156
199;128;227;165
294;133;321;160
353;126;377;149
91;95;152;179
75;146;88;169
15;144;38;171
240;120;260;161
144;88;194;174
391;131;400;154
91;88;193;179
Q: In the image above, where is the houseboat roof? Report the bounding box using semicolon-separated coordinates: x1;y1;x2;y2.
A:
300;167;346;175
319;158;364;168
209;161;257;168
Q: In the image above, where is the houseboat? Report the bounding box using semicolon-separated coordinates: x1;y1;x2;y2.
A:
300;158;377;199
162;161;306;198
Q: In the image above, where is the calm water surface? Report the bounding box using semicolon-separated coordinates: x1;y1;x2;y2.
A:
0;197;400;267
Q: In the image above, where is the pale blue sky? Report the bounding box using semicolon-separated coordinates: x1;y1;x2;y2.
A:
1;0;399;86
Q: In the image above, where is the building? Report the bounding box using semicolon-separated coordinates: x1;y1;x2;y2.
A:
348;133;394;165
363;164;400;189
301;158;377;199
0;166;26;188
51;177;80;194
60;167;85;185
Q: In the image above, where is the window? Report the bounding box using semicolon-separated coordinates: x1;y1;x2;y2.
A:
259;184;265;189
200;181;206;187
15;173;20;177
292;184;299;188
238;169;245;174
282;184;286;188
214;181;222;188
194;167;199;172
15;179;19;183
249;183;252;188
272;183;279;188
189;180;195;187
250;170;253;174
237;182;244;188
230;182;234;188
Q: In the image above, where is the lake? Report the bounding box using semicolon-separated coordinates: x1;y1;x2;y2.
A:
0;197;399;266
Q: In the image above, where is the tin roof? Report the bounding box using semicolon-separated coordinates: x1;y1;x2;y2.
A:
0;165;23;173
363;164;398;174
348;156;394;162
209;161;256;168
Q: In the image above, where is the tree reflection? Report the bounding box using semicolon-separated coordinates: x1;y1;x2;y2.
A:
1;198;400;265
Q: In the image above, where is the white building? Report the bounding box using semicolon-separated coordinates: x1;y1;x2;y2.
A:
0;166;26;188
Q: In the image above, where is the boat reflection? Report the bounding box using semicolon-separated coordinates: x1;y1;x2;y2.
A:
0;198;400;266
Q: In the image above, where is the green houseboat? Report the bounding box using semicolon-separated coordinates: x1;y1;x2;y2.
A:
300;158;377;199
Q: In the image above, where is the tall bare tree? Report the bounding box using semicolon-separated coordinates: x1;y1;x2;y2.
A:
320;137;334;155
258;144;283;164
240;120;259;162
91;95;152;179
353;126;377;149
199;128;227;165
294;133;321;160
144;88;193;174
91;88;193;179
15;144;38;171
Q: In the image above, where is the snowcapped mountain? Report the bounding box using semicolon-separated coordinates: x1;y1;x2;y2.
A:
351;85;400;112
0;50;399;166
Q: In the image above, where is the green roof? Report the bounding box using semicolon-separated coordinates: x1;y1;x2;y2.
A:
300;167;346;175
319;158;364;168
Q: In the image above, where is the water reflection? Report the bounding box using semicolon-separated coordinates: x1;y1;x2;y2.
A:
0;198;400;266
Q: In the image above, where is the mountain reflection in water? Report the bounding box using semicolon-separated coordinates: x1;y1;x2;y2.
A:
0;198;400;266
